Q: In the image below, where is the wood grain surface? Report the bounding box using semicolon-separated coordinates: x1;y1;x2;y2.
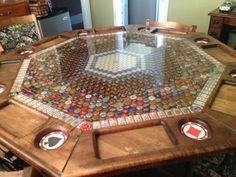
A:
96;121;175;159
211;84;236;117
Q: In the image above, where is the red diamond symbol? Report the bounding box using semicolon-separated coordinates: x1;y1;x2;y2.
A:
186;125;201;138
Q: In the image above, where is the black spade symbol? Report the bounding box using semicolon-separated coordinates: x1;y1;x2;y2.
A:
44;136;62;147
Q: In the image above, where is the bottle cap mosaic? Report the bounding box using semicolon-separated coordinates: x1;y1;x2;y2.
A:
10;32;225;131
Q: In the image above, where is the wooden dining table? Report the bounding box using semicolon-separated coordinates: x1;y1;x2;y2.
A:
0;25;236;177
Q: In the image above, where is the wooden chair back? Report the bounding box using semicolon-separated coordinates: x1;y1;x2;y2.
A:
0;15;42;53
0;144;41;177
0;167;41;177
94;26;126;34
145;19;197;32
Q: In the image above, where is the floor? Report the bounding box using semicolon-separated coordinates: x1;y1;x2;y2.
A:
113;162;190;177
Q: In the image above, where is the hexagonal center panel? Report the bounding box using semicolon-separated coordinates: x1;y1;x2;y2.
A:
85;50;146;78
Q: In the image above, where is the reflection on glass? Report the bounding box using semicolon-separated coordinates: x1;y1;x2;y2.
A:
14;32;222;121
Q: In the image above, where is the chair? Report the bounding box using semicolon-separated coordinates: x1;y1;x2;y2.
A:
0;167;41;177
0;144;41;177
0;15;42;53
145;19;197;33
94;26;126;34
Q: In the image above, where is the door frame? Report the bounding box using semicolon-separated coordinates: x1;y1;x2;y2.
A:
113;0;169;25
81;0;93;29
158;0;169;22
113;0;122;26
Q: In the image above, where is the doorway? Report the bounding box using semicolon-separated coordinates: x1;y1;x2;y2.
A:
113;0;169;26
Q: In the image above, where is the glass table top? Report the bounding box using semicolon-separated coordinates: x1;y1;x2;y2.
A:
10;32;225;129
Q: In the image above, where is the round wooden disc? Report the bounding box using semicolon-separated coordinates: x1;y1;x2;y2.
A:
39;131;67;150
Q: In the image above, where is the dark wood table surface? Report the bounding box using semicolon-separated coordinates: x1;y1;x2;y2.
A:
0;26;236;177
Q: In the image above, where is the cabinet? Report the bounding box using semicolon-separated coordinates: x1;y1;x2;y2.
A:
0;0;30;21
208;16;223;39
208;8;236;43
